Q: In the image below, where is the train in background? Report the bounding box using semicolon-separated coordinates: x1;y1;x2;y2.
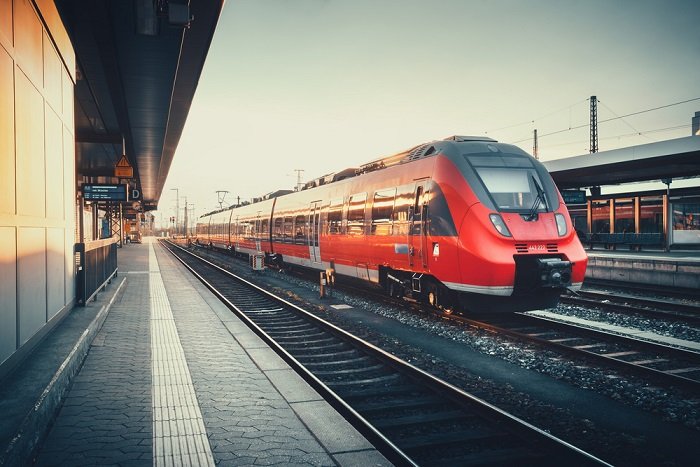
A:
196;136;588;312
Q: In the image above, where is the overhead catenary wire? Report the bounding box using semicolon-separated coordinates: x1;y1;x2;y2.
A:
598;100;650;141
484;99;589;135
537;123;690;149
507;96;700;145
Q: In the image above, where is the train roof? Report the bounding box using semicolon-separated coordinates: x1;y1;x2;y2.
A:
200;135;517;217
302;136;501;189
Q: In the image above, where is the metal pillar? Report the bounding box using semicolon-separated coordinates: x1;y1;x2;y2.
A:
107;203;123;247
663;179;671;251
586;199;592;234
590;95;598;153
608;199;615;234
533;129;538;160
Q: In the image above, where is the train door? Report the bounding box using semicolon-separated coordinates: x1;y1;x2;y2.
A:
232;215;239;251
408;181;429;268
254;213;262;252
308;201;322;264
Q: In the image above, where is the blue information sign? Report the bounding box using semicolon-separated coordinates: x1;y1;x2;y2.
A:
82;184;128;201
561;190;587;204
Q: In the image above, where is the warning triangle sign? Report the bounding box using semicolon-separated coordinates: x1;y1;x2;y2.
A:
115;154;133;178
116;155;132;168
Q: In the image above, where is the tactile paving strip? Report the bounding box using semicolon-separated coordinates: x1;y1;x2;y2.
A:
149;243;215;467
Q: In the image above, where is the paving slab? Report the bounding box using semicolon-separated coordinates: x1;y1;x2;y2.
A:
19;238;389;466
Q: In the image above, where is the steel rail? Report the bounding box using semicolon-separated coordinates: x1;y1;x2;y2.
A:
161;240;610;466
454;312;700;392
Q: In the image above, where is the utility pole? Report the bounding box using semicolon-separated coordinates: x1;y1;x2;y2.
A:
533;129;538;160
590;95;598;153
183;196;188;240
189;203;195;236
294;169;304;191
170;188;179;236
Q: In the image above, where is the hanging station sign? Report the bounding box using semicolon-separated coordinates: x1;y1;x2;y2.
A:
82;184;128;201
561;190;587;205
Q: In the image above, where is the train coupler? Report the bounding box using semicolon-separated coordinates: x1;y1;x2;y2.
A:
514;256;572;294
536;258;572;287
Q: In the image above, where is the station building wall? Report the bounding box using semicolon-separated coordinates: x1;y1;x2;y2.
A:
0;0;76;373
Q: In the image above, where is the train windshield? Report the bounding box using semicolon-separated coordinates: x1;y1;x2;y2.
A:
467;155;553;213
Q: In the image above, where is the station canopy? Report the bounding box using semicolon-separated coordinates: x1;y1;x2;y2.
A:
55;0;224;211
544;136;700;190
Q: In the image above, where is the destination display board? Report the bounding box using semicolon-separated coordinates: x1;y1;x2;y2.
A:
82;184;128;201
561;189;587;204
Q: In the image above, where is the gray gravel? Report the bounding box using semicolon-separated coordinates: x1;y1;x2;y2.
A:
188;245;700;465
239;261;700;430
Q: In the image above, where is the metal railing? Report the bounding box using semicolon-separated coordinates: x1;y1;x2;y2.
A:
76;237;119;305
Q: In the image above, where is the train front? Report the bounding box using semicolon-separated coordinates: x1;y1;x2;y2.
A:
436;140;587;312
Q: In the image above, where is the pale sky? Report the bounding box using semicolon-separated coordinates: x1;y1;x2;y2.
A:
159;0;700;224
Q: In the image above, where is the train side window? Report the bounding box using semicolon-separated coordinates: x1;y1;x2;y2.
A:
347;193;367;235
393;184;414;235
261;219;269;239
273;217;283;242
294;214;306;244
412;186;424;235
283;216;293;243
414;186;423;216
230;217;237;239
371;188;396;235
327;198;343;235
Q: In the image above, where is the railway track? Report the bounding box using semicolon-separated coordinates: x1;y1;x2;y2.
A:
583;278;700;301
459;312;700;392
161;240;607;466
185;242;700;392
561;289;700;324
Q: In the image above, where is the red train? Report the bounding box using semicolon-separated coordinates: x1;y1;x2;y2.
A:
196;136;587;312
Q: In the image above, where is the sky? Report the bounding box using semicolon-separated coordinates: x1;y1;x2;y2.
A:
158;0;700;226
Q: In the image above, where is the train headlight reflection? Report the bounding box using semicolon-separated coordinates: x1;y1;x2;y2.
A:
555;213;568;237
489;214;512;237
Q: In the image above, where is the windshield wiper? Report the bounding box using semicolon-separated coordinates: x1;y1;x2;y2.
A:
526;175;548;220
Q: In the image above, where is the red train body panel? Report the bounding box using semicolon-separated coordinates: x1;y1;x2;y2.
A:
196;136;587;312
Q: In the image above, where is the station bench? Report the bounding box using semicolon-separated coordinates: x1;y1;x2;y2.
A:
582;232;663;251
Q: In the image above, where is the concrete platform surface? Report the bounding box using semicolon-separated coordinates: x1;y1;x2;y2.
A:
585;248;700;289
0;238;389;466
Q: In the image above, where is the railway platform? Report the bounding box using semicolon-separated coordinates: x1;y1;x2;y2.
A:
0;238;389;466
585;248;700;290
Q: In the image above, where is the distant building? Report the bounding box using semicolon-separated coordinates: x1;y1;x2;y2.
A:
693;111;700;136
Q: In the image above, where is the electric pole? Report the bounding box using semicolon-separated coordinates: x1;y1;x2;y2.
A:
590;95;598;153
170;187;179;236
294;169;304;191
183;196;188;239
533;129;538;160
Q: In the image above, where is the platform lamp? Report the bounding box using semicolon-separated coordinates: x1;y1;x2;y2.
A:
170;188;179;236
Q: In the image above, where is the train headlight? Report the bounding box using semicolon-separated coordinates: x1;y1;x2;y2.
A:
555;213;568;237
489;214;512;237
